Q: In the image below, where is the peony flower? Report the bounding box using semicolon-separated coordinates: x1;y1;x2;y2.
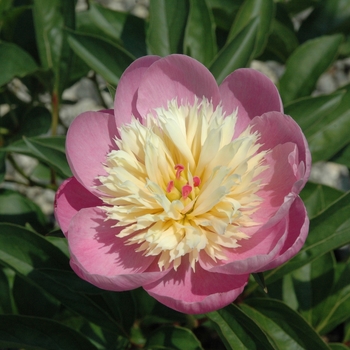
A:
55;54;311;314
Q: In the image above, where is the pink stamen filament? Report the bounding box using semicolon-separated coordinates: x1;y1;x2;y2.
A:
175;164;184;179
166;180;174;193
182;184;192;199
193;176;201;187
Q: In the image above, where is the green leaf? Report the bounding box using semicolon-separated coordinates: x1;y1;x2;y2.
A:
0;224;128;335
0;151;5;184
33;0;76;95
262;19;299;63
252;272;268;293
300;182;344;219
209;17;259;84
0;189;47;233
227;0;274;57
0;42;38;86
241;299;330;349
5;136;72;178
264;191;350;285
89;3;147;58
274;253;336;328
13;274;60;318
284;91;345;137
0;314;98;350
331;143;350;168
10;106;52;142
207;303;274;350
28;269;128;334
146;326;204;350
183;0;217;66
307;86;350;163
315;262;350;335
0;224;69;275
279;34;343;104
329;344;349;350
0;267;13;314
207;0;243;31
147;0;189;56
298;0;350;42
67;30;134;86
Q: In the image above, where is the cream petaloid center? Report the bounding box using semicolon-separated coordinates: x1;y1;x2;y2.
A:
97;98;269;271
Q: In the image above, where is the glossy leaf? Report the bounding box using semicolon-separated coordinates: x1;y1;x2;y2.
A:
241;299;330;349
298;0;350;42
13;274;59;318
146;326;204;350
0;42;38;86
0;315;98;350
207;0;242;31
28;269;128;334
89;3;147;58
0;151;5;184
5;136;72;178
262;19;299;63
227;0;274;57
315;263;350;335
0;224;69;274
329;344;349;350
300;182;344;219
284;91;344;137
183;0;217;66
210;17;259;84
67;30;134;86
0;224;128;335
147;0;188;56
307;86;350;163
279;34;343;104
331;143;350;168
207;304;274;350
0;268;13;314
264;191;350;285
33;0;76;94
0;189;47;233
10;106;51;142
277;253;335;328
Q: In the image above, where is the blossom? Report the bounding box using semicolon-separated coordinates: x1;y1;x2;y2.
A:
55;54;311;314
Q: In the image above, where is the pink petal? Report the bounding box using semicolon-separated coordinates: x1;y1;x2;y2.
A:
253;142;301;225
54;177;102;237
144;262;249;314
259;196;309;271
66;110;118;196
114;55;160;127
219;68;283;137
136;54;221;117
68;207;168;291
201;214;289;275
251;112;311;187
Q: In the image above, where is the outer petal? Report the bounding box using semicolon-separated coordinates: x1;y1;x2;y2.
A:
68;207;168;291
200;214;289;275
219;68;283;137
136;54;221;117
54;177;102;236
144;262;249;314
251;112;311;186
114;55;161;127
259;196;309;271
253;142;301;226
66;110;117;196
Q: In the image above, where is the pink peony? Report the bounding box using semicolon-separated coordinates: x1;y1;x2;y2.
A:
55;54;311;314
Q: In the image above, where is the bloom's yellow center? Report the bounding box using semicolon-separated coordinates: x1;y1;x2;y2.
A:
98;98;269;271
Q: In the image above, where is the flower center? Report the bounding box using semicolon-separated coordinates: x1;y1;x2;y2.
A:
97;98;269;271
